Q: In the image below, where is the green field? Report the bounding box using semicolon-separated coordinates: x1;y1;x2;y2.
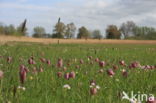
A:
0;42;156;103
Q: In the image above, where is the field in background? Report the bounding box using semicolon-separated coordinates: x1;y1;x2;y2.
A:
0;42;156;103
0;35;156;44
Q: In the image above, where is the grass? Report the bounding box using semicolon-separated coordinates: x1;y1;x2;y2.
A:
0;42;156;103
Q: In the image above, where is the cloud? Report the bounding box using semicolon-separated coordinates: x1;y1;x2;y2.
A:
0;2;52;11
0;0;156;36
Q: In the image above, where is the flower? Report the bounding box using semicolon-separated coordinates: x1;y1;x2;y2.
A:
75;65;80;69
32;67;38;74
130;98;141;103
63;84;71;90
99;61;105;67
40;58;46;63
88;56;93;60
28;58;36;64
19;65;27;84
46;59;51;65
122;69;128;77
69;71;76;79
95;58;99;62
57;72;62;78
107;69;115;77
147;96;156;103
89;81;100;95
98;69;104;73
129;61;141;69
18;86;26;91
96;85;100;90
57;58;63;68
29;76;33;80
90;80;96;85
113;65;118;70
63;67;67;71
90;88;97;95
89;83;96;88
80;59;84;64
119;60;125;66
39;67;44;72
7;56;12;63
64;73;70;80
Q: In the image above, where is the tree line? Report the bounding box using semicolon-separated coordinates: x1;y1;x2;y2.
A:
0;19;156;40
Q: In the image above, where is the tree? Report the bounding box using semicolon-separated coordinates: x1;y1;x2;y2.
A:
132;26;156;39
91;30;103;39
134;26;155;36
16;20;28;36
65;23;76;38
106;25;121;39
120;21;136;38
77;26;90;39
21;19;27;33
32;26;46;38
0;23;5;35
4;24;16;35
52;18;66;38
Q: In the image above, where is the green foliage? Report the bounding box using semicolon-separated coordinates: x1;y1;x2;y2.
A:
127;26;156;40
91;30;103;39
120;21;156;40
4;25;16;35
33;26;46;38
16;24;27;36
106;25;121;39
52;22;66;38
77;26;90;39
120;21;136;38
0;22;27;36
0;43;156;103
65;23;76;38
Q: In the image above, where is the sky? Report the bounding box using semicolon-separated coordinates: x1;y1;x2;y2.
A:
0;0;156;36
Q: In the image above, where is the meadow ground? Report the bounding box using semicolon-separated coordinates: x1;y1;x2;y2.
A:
1;35;156;44
0;37;156;103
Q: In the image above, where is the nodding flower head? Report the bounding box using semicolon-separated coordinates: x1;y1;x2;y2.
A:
40;58;46;63
7;56;12;63
63;84;71;90
46;59;51;65
80;59;84;64
95;58;99;62
69;71;76;79
122;69;128;77
89;82;100;95
19;65;27;85
147;97;156;103
129;61;141;69
99;61;105;67
28;58;36;65
57;72;62;78
64;72;70;80
119;60;125;66
113;65;118;70
57;58;63;68
107;69;115;77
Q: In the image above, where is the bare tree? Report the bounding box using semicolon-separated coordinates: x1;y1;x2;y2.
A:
120;21;136;38
65;23;76;38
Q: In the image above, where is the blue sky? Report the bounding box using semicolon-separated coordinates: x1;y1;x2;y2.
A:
0;0;156;36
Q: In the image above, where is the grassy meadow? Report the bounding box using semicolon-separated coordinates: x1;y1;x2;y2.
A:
0;42;156;103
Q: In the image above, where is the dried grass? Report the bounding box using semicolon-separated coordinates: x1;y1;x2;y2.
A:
0;35;156;44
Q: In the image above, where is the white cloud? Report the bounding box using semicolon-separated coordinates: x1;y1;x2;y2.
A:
0;2;52;11
0;0;156;36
